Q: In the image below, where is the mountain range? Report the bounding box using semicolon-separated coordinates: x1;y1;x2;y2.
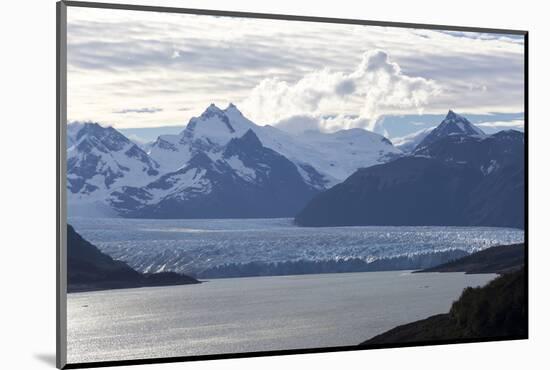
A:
295;111;524;229
68;107;524;226
67;103;401;218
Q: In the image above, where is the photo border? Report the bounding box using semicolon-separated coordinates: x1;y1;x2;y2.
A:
56;1;529;368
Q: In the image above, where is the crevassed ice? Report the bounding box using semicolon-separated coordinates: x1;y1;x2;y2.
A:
69;217;524;276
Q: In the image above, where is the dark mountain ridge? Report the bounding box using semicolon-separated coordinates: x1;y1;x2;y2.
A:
415;110;485;150
67;224;199;292
417;243;525;274
295;112;524;229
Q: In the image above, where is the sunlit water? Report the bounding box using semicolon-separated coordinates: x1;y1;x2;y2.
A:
69;217;524;277
67;270;496;364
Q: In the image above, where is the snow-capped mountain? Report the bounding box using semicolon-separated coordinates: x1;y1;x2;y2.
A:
267;127;402;184
110;129;321;218
146;103;331;190
148;103;401;187
148;104;263;171
296;127;524;229
415;110;485;151
67;121;85;148
68;104;404;218
67;122;160;216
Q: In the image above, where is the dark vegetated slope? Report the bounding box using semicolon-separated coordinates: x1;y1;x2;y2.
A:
418;243;525;274
361;268;526;345
67;225;199;292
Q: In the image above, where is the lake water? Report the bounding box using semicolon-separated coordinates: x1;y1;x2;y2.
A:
67;270;496;364
69;217;524;278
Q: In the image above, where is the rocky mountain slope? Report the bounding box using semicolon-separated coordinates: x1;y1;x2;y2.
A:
295;111;524;228
67;224;199;292
67;104;402;218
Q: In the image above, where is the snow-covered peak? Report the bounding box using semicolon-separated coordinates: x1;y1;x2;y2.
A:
287;128;401;182
148;104;260;172
440;110;485;136
183;105;237;146
224;102;241;115
67;122;161;218
148;103;403;186
67;121;130;153
203;103;225;116
185;103;256;138
445;110;458;120
415;110;485;150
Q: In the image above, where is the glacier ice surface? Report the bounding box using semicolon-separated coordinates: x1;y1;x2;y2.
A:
69;217;525;278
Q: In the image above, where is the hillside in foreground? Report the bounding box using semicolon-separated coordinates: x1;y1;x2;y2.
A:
416;243;525;274
361;268;526;345
67;224;199;292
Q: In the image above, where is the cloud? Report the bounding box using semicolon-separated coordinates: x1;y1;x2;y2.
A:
475;120;525;135
270;114;377;135
171;50;180;59
391;126;435;147
273;115;321;134
242;50;441;131
66;7;524;130
476;119;524;129
113;107;163;114
435;30;525;44
475;119;524;134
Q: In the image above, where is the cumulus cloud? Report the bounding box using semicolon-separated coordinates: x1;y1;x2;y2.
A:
241;50;441;131
273;114;375;134
273;115;322;134
66;7;524;130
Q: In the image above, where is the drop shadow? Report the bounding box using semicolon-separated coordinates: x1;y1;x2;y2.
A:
34;353;56;367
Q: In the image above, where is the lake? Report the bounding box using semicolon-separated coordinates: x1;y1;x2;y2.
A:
67;270;496;364
68;217;524;277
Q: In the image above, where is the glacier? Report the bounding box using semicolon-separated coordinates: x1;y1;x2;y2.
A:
69;217;524;279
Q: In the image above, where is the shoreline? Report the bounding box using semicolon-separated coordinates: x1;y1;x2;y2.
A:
360;244;526;345
67;270;495;363
67;242;523;292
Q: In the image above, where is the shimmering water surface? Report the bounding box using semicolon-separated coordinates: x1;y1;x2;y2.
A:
68;270;496;364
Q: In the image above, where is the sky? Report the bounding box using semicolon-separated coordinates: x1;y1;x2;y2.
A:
67;6;525;140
